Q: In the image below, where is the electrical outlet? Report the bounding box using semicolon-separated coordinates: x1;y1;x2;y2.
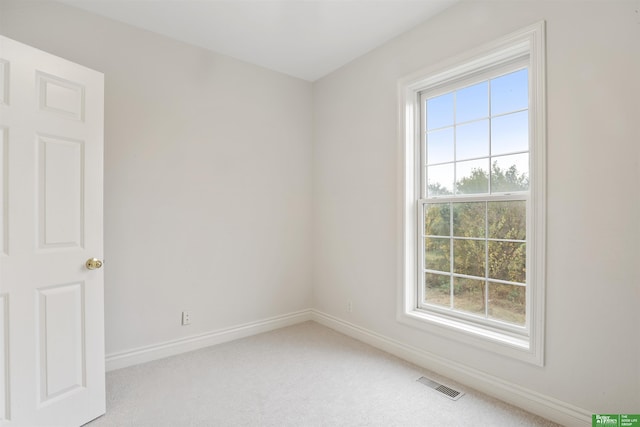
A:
181;310;191;326
347;301;353;313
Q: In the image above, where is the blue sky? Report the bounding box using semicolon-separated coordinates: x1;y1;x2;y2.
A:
425;68;529;195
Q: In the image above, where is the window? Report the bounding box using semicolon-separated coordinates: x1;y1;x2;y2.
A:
398;22;546;365
421;66;529;327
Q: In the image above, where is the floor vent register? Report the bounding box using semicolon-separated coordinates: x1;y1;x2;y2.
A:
417;376;464;401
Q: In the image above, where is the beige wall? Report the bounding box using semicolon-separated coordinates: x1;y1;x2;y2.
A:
0;0;314;354
313;0;640;414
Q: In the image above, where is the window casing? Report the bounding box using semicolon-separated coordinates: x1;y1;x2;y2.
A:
398;23;546;365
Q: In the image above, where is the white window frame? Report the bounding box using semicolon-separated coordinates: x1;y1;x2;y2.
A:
397;22;546;365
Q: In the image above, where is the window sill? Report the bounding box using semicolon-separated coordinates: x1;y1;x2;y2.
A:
398;308;543;366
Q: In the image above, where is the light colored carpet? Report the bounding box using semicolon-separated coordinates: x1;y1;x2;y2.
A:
86;322;559;426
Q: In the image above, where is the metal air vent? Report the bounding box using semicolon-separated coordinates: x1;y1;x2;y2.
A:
417;376;464;401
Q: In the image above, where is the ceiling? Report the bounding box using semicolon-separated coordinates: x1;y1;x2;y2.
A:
58;0;458;81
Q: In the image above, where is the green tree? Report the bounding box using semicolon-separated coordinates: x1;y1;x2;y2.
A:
424;161;527;324
455;168;488;194
455;161;528;194
427;182;452;196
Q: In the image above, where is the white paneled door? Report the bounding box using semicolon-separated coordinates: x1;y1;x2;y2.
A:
0;36;105;426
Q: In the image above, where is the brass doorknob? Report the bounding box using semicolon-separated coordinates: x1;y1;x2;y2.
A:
86;258;103;270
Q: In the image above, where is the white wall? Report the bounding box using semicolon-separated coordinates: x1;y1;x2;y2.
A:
0;0;313;355
313;0;640;415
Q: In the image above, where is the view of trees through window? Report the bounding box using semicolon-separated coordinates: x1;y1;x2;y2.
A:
423;164;527;325
421;68;529;327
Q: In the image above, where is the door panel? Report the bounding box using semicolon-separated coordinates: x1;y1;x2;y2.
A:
0;127;6;256
37;282;85;404
0;60;8;105
37;72;85;121
0;35;104;426
38;134;84;249
0;294;8;421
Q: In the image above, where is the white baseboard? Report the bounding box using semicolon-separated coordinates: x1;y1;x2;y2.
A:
105;309;313;371
105;307;592;426
310;309;592;427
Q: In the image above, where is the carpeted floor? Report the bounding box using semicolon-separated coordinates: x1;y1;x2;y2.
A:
86;321;559;426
